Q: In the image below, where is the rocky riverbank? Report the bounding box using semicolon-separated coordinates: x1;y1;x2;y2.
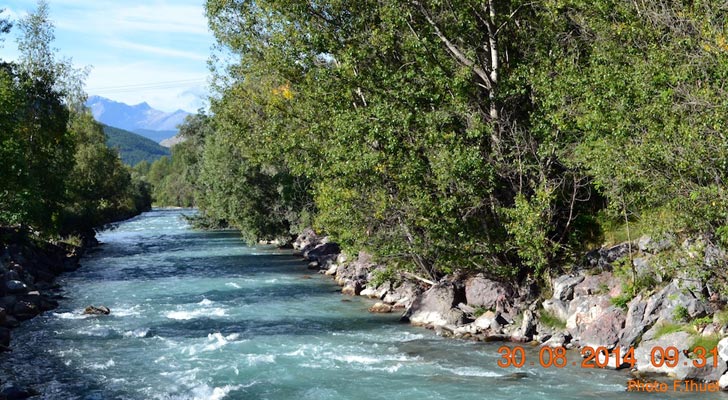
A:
0;228;90;353
293;228;728;391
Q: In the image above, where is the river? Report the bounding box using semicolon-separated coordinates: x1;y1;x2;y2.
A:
0;209;722;399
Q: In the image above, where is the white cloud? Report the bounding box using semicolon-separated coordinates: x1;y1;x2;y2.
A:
106;39;207;61
53;2;210;36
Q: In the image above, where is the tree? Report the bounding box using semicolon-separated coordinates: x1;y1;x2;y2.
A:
16;0;89;111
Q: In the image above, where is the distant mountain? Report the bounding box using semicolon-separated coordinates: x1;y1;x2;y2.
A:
159;134;186;148
87;96;190;142
132;129;180;144
103;125;171;166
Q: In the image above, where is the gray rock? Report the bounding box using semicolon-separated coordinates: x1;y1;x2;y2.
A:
719;337;728;363
574;272;622;298
293;228;320;251
620;295;651;347
13;300;39;320
552;274;584;302
83;305;110;315
341;280;363;296
565;295;612;335
4;280;27;295
541;332;570;348
542;298;569;322
304;242;341;264
720;373;728;390
635;331;691;375
473;311;496;331
407;282;465;328
368;302;392;313
579;307;625;350
638;234;674;254
464;275;514;313
518;309;537;340
382;280;420;308
0;326;10;347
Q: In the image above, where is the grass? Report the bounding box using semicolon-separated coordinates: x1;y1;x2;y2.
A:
715;309;728;326
473;306;491;318
539;309;567;330
598;208;679;247
690;334;722;353
610;293;632;310
653;322;685;339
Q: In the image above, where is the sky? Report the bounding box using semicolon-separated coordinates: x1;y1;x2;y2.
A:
0;0;216;112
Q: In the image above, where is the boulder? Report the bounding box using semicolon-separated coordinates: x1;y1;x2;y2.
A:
473;311;496;331
638;234;674;254
635;331;691;375
341;280;363;296
542;299;569;322
0;326;10;347
720;373;728;391
464;275;514;313
83;305;110;315
360;284;387;299
552;274;584;302
565;295;611;334
579;307;625;349
620;295;650;347
718;337;728;363
574;272;621;298
12;301;39;320
293;228;320;251
1;386;40;400
669;356;727;382
304;242;341;262
407;282;465;328
368;302;392;313
541;332;570;348
382;281;420;308
517;309;537;340
4;280;28;295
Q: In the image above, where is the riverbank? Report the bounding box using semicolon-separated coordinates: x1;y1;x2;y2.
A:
294;228;728;391
0;207;150;355
0;229;86;352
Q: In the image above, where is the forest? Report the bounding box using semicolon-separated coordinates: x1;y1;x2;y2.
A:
0;3;151;241
149;0;728;291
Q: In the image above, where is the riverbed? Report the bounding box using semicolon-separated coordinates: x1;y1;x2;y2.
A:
0;209;722;399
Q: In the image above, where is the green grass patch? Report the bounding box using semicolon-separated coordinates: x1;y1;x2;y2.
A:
610;293;631;310
715;310;728;325
672;305;690;322
473;306;492;318
539;309;566;330
690;334;722;353
653;322;685;339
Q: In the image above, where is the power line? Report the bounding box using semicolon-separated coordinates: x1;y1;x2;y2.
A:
87;79;208;93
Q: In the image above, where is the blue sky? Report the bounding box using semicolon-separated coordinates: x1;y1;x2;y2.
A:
0;0;215;112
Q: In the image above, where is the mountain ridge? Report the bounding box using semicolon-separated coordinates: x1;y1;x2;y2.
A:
87;96;190;142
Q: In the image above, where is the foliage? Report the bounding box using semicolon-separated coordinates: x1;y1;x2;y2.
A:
673;305;690;323
103;125;170;166
0;1;150;237
177;0;728;285
610;294;631;310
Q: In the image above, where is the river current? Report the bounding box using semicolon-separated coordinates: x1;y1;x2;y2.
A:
0;210;723;399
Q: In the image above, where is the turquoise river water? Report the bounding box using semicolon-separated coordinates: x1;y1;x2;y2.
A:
0;209;724;399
